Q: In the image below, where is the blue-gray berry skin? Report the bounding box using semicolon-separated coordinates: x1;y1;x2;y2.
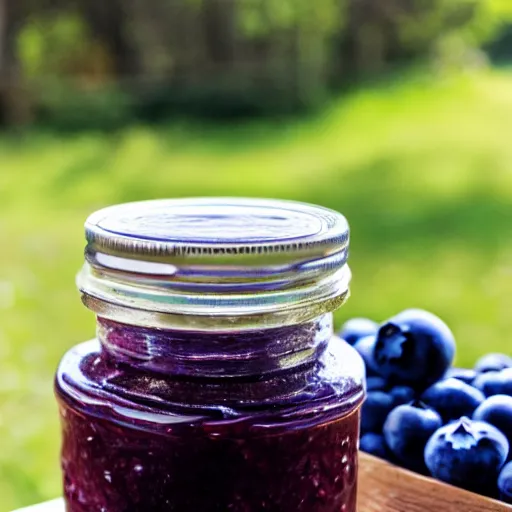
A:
383;400;442;474
424;417;509;497
354;335;379;377
372;309;455;390
474;353;512;374
366;376;387;391
498;461;512;504
360;433;393;462
421;378;485;423
339;318;378;346
473;371;501;396
389;386;415;406
473;369;512;397
361;391;395;434
444;367;477;386
473;395;512;445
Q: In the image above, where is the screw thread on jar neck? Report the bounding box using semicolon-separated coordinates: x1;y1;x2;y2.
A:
97;313;334;379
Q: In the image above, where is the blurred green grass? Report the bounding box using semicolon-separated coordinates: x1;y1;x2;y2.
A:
1;68;512;510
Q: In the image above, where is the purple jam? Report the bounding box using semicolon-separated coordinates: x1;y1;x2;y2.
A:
56;316;364;511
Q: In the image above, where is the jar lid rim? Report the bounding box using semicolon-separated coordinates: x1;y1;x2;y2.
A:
85;197;349;261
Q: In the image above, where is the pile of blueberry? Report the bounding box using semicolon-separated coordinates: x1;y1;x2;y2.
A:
340;310;512;503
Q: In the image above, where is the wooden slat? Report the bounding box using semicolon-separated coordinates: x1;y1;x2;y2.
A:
359;452;512;512
13;454;512;511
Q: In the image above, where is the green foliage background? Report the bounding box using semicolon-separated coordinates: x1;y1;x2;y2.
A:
1;0;512;509
1;67;512;509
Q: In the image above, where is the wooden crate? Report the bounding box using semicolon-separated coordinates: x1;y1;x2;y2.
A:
14;453;512;512
358;453;511;512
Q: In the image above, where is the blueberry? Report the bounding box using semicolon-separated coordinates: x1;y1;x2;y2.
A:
389;385;415;406
366;376;388;391
498;461;512;504
444;367;477;386
473;395;512;443
339;318;378;346
473;369;512;397
354;335;379;377
383;400;442;473
424;417;509;496
361;391;395;434
372;309;455;390
474;353;512;374
473;371;501;396
490;368;512;396
360;433;393;461
421;378;485;423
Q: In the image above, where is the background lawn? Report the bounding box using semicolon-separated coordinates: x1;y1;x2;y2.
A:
1;68;512;510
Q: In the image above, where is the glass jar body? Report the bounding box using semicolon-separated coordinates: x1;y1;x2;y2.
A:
55;314;364;512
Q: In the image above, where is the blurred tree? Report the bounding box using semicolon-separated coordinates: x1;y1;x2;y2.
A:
2;0;512;127
483;0;512;60
0;0;32;126
80;0;139;77
203;0;236;64
340;0;484;76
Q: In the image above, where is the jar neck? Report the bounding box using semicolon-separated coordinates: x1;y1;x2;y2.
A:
97;314;333;380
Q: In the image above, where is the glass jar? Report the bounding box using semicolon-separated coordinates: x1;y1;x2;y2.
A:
55;198;365;512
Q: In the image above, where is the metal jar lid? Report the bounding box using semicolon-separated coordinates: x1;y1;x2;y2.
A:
77;197;351;330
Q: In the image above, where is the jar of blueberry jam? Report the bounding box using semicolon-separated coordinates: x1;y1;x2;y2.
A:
55;198;365;512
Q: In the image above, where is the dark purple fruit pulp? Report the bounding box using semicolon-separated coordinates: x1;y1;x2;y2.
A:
56;316;364;512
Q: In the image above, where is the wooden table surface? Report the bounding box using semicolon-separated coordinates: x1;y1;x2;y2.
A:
14;453;512;512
